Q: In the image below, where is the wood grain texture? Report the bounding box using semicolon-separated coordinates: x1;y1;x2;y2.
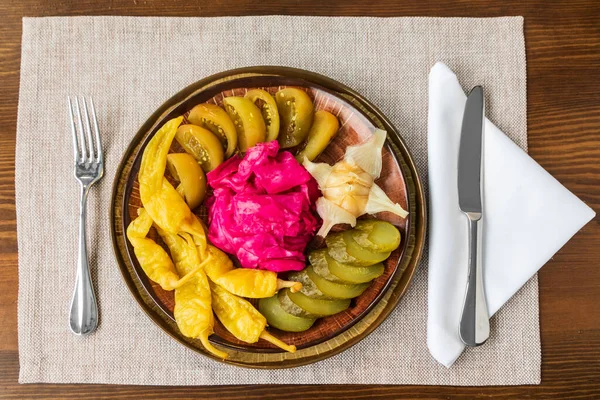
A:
1;0;599;398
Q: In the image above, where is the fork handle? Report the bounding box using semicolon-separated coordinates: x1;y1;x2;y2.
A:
69;184;99;335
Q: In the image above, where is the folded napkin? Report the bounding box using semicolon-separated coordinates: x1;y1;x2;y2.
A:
427;62;596;367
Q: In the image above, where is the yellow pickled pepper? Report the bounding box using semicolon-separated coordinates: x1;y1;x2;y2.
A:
126;209;202;291
138;116;207;255
156;227;228;359
126;209;178;289
204;245;302;298
209;282;296;353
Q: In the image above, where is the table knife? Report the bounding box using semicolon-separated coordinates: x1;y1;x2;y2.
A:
458;86;490;347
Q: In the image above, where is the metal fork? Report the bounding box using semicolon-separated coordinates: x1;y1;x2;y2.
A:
68;96;103;336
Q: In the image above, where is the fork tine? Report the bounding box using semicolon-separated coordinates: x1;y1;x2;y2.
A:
89;97;103;162
68;96;81;162
74;97;87;162
80;96;95;162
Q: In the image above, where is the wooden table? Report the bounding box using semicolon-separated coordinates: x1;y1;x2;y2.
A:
1;1;598;398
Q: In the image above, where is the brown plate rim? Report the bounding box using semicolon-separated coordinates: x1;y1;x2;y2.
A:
109;66;427;369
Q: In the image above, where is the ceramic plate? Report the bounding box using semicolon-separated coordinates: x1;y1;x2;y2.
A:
110;66;426;368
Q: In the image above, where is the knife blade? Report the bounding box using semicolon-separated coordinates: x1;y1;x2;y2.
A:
457;86;490;347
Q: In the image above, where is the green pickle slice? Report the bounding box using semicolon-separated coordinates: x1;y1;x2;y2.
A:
287;269;332;299
309;249;385;284
308;249;346;283
326;231;391;266
353;220;401;252
306;266;370;299
280;288;350;318
258;295;316;332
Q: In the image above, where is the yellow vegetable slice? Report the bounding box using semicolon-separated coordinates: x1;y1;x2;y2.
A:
166;153;206;210
245;89;280;142
276;88;314;148
175;124;224;172
223;96;266;151
296;110;339;162
188;103;238;158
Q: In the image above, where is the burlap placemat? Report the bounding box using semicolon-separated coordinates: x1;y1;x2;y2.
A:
16;16;540;385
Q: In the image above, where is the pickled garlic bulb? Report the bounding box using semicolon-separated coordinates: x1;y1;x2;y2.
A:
303;129;408;237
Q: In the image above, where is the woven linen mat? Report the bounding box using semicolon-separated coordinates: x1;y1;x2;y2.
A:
16;16;540;385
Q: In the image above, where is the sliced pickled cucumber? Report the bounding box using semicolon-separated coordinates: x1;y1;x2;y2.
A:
306;266;370;299
308;249;345;283
281;288;350;318
310;247;383;283
278;288;321;318
309;249;385;284
353;220;401;252
326;231;391;267
287;269;331;299
259;295;316;332
330;262;385;284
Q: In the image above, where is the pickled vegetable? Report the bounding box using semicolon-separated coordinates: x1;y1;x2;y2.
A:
278;288;316;318
309;249;385;284
223;96;266;151
188;103;238;158
210;282;296;353
331;261;384;284
287;269;331;299
326;231;390;266
306;265;370;299
307;249;345;283
156;228;227;359
245;89;280;142
258;295;316;332
314;197;357;238
323;161;373;216
353;220;401;252
276;88;314;148
296;110;339;162
137;117;207;251
166;153;206;209
175;124;224;172
302;129;408;237
281;288;351;318
203;245;301;298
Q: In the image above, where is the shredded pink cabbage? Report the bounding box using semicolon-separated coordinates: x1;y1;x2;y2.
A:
206;141;320;272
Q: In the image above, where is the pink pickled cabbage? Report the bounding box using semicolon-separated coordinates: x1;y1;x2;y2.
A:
206;141;320;272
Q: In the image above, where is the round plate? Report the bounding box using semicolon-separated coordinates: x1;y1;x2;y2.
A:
110;66;426;368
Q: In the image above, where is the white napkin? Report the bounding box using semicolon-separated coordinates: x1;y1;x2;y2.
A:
427;62;596;367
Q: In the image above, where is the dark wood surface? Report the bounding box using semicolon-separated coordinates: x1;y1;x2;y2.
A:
0;0;598;398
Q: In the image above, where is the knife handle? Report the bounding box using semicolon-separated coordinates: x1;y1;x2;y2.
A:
459;214;490;346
